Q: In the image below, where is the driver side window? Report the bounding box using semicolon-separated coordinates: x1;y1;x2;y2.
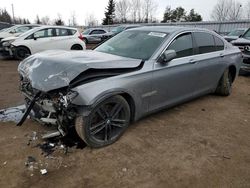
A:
167;33;193;59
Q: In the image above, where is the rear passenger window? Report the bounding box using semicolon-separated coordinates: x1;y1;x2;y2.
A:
167;33;193;58
194;32;216;54
55;29;77;36
91;30;106;34
214;36;224;51
70;29;77;35
56;28;69;36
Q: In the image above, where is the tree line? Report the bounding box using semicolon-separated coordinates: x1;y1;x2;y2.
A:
1;0;250;27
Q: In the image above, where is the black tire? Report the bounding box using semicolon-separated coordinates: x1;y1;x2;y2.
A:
14;46;31;60
215;68;233;96
75;95;131;148
71;44;83;50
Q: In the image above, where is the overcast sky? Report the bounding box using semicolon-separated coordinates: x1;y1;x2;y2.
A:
1;0;249;25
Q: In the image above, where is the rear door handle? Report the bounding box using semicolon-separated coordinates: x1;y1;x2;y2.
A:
220;53;224;58
189;59;197;64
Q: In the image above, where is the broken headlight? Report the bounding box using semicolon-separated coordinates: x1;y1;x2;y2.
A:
2;40;15;47
59;90;79;107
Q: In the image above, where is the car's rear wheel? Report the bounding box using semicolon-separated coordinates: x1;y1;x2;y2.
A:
14;46;31;60
215;68;233;96
75;95;130;148
71;44;83;50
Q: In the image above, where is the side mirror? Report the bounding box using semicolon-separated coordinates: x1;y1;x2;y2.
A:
9;30;15;34
33;34;38;40
159;50;177;63
239;34;242;38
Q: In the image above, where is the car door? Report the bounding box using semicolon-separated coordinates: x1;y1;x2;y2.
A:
53;28;77;50
191;32;227;95
27;28;55;53
149;32;199;112
89;30;106;43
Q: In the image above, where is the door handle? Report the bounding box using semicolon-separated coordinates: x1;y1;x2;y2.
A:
189;59;197;64
220;53;224;58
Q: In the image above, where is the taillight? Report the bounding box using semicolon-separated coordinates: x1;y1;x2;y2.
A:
78;33;84;41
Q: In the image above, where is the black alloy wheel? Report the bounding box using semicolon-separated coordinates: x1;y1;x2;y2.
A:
75;95;131;148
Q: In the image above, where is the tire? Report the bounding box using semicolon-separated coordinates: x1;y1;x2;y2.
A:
75;95;131;148
215;68;233;96
71;44;83;50
14;46;31;60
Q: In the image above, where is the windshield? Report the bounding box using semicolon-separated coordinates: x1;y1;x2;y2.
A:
242;29;250;40
111;26;125;33
228;29;246;36
19;27;38;37
82;29;91;35
95;30;168;60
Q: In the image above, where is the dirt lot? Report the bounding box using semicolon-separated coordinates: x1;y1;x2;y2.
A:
0;57;249;188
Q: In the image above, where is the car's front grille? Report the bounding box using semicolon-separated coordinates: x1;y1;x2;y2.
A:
243;59;250;64
233;43;250;56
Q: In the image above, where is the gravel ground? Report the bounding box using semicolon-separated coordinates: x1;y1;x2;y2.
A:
0;57;250;188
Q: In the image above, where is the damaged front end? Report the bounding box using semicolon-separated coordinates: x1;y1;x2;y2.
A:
17;50;143;139
17;75;80;138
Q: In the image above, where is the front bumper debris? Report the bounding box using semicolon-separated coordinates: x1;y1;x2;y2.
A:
17;91;41;126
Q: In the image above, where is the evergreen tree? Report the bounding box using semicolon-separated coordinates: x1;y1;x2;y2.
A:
102;0;115;25
161;6;172;23
0;8;12;23
35;15;41;24
185;9;202;22
171;7;186;22
55;18;64;25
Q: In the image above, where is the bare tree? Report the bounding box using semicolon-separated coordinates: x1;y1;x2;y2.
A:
143;0;158;23
245;1;250;19
211;0;242;21
41;16;50;25
228;0;242;20
116;0;131;23
85;13;98;26
129;0;144;23
70;11;77;26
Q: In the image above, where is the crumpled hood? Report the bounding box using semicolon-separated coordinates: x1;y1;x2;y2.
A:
18;50;141;92
1;36;18;42
232;38;250;44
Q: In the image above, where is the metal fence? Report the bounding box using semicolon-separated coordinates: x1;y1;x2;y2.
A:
87;20;250;35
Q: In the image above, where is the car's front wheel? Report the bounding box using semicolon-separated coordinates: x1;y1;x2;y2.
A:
75;95;131;148
215;68;233;96
14;46;31;60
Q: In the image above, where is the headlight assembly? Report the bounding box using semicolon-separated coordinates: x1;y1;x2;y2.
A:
2;40;15;47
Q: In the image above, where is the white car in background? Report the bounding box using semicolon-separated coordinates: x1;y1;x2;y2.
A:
0;24;39;40
1;26;86;59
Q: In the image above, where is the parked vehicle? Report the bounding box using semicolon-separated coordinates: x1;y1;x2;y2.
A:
0;24;39;41
0;26;86;59
231;28;250;74
17;26;241;148
224;28;248;42
111;25;141;36
82;28;112;44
